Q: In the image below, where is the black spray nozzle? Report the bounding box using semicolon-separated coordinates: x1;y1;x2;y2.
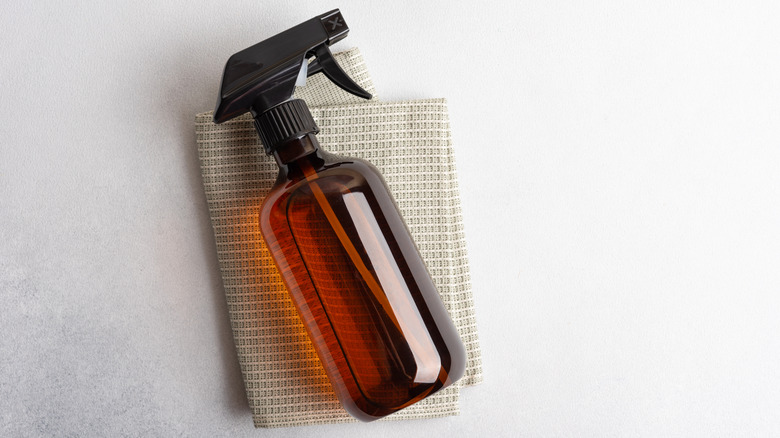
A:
213;9;371;124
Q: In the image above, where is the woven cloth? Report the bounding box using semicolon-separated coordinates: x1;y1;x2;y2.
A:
196;48;482;428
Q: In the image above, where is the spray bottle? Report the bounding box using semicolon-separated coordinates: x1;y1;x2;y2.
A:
213;9;466;421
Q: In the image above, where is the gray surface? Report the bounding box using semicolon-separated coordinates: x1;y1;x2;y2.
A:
2;1;779;437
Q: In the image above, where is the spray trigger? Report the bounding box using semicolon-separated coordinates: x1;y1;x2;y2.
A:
307;45;371;100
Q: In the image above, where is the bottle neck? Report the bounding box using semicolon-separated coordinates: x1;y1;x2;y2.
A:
273;134;329;182
271;133;320;167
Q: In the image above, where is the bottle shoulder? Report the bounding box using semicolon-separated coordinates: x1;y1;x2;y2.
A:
280;155;382;190
259;152;390;223
320;153;381;177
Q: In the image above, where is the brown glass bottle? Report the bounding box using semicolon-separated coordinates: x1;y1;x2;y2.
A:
259;133;466;421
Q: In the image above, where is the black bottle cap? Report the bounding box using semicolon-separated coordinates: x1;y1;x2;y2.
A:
254;99;318;154
213;9;372;154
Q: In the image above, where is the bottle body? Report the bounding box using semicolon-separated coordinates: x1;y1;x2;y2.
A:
259;144;466;421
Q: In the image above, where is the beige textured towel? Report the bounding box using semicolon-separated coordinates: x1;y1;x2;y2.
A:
196;48;482;428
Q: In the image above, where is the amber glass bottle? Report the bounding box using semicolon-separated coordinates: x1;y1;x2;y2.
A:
259;132;466;421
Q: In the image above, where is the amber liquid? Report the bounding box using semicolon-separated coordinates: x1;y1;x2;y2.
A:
259;147;466;421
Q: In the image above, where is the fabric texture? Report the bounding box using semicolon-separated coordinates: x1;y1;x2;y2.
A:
195;48;482;428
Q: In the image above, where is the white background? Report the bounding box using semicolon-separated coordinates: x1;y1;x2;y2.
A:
2;1;779;436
